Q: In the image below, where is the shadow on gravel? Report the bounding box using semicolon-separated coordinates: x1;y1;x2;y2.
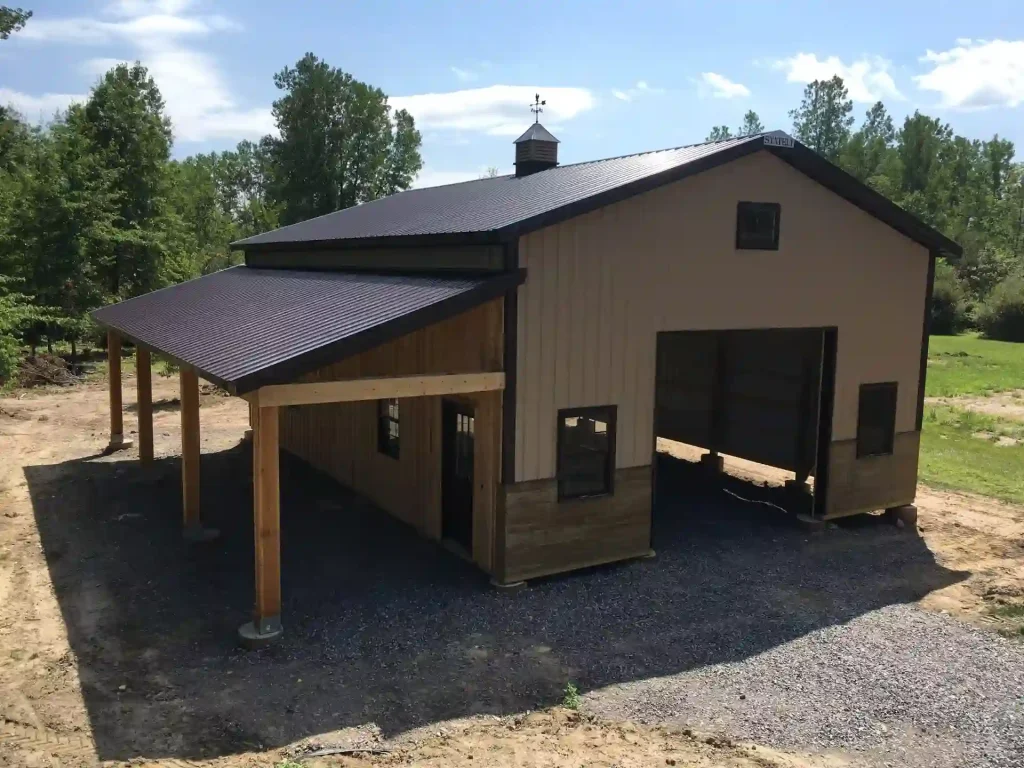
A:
24;447;967;763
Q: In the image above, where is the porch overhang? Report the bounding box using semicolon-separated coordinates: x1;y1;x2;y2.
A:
90;266;525;394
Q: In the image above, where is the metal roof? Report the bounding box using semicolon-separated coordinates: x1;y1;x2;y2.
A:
235;134;763;247
91;267;522;393
514;123;559;143
232;131;960;257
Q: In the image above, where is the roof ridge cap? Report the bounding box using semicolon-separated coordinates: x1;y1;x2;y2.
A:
553;133;767;170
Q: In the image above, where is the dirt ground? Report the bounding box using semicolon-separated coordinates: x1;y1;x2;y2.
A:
926;391;1024;423
1;375;1022;767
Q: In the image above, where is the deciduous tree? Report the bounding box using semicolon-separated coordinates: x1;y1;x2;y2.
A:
0;5;30;39
266;53;422;225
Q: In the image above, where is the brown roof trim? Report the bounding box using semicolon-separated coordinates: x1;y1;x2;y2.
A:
229;268;526;393
765;143;961;257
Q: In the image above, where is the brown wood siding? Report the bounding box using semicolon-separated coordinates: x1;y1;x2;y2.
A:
278;299;503;570
501;466;652;583
515;152;930;490
825;431;920;518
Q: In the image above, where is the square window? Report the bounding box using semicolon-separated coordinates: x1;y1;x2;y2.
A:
736;202;781;250
857;383;897;458
378;398;400;459
557;406;617;500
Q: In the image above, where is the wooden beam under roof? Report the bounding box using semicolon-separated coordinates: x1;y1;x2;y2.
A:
250;372;505;409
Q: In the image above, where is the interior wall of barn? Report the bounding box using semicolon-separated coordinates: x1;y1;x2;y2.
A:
277;299;504;572
655;329;824;477
514;150;929;521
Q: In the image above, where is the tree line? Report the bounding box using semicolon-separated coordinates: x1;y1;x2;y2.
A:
3;4;1023;385
0;8;422;382
709;77;1024;342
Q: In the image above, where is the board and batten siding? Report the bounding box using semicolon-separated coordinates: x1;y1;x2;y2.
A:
278;298;504;571
514;150;930;483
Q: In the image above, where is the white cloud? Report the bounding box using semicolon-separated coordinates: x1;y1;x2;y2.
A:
773;53;903;102
699;72;750;99
106;0;196;16
451;66;478;83
914;39;1024;110
0;88;86;120
18;11;234;44
610;80;664;103
12;1;264;143
391;85;596;137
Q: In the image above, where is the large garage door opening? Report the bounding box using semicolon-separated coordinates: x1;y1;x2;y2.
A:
653;328;837;527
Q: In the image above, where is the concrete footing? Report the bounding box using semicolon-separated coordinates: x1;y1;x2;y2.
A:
490;578;528;592
104;435;133;455
885;504;918;529
238;618;283;649
183;524;221;543
795;513;827;532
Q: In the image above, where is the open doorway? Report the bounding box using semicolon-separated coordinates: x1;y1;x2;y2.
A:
652;327;838;531
441;399;475;554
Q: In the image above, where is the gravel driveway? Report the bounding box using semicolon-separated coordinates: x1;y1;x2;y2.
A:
20;447;1024;767
587;605;1024;768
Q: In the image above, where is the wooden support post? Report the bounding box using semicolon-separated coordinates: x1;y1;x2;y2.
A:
105;330;132;452
239;402;283;647
136;347;153;463
701;334;727;474
180;367;217;541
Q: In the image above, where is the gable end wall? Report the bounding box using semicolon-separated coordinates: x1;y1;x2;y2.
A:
513;150;930;498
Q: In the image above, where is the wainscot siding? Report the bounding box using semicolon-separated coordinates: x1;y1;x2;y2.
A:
501;466;652;583
825;431;920;518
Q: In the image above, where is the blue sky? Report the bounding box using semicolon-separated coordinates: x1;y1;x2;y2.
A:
3;0;1024;187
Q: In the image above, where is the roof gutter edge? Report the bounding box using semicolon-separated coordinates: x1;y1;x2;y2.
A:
88;315;240;395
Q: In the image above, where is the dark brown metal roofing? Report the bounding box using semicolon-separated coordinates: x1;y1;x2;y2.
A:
514;123;559;143
91;267;522;393
232;132;960;257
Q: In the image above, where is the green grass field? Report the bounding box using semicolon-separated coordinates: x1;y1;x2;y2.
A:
926;333;1024;397
920;334;1024;504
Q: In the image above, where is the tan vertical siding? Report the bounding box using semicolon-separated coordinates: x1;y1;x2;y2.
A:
514;151;930;483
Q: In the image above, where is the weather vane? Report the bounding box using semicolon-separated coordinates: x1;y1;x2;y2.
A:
530;93;546;123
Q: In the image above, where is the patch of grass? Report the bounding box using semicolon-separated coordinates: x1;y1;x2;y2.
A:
925;405;1024;441
275;761;304;768
991;604;1024;619
989;605;1024;639
920;405;1024;504
927;333;1024;397
562;681;581;710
